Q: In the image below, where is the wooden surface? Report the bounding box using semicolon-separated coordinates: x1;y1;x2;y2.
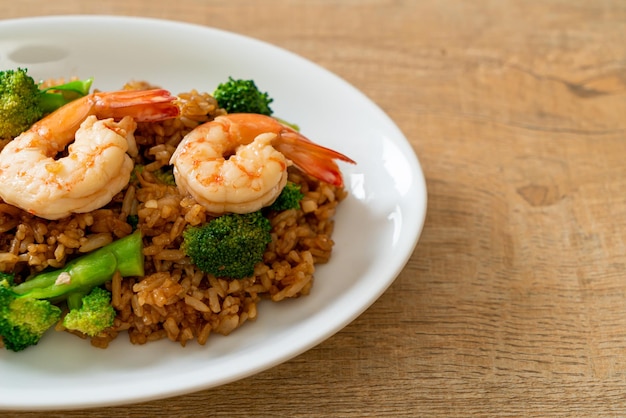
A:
3;0;626;416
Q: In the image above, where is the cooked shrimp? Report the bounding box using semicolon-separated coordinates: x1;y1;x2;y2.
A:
0;89;180;220
170;113;355;214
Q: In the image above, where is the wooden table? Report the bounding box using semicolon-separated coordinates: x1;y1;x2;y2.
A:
4;0;626;416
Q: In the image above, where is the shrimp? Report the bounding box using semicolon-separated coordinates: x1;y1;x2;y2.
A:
0;89;180;220
170;113;355;214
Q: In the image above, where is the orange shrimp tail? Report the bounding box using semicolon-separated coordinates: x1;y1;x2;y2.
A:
275;131;355;188
218;113;355;187
93;89;180;122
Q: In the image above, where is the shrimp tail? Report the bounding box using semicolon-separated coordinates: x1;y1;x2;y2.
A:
30;89;180;136
274;131;355;187
92;89;180;122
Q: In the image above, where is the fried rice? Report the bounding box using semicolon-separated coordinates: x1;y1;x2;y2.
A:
0;81;347;349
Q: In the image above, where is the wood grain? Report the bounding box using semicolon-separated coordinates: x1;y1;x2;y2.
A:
3;0;626;416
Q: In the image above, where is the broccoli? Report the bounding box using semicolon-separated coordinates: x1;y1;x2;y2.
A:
131;164;175;186
0;271;14;286
0;230;144;351
62;287;116;337
275;118;300;132
152;165;176;186
126;214;140;229
38;78;94;114
0;68;41;139
213;77;274;116
0;278;62;352
268;181;304;212
182;211;272;279
0;67;93;138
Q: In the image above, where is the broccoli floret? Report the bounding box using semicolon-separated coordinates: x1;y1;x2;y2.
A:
130;164;145;184
182;211;272;279
126;214;140;229
0;68;43;138
0;278;62;352
0;272;14;286
62;287;116;337
152;165;176;186
0;230;143;351
213;77;274;116
131;164;175;186
0;68;92;138
268;181;304;211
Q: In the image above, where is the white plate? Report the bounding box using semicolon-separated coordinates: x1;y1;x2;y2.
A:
0;16;427;410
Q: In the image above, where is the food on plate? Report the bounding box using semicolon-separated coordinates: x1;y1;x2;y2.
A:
0;73;354;351
182;211;273;280
170;113;354;214
0;68;93;139
0;231;143;351
212;76;273;116
0;87;179;220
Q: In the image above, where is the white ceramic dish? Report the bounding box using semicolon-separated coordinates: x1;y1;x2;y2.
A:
0;15;427;410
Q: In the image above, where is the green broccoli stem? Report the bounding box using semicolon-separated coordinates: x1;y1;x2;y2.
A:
17;252;118;301
274;117;300;132
38;78;93;114
66;290;88;311
11;230;143;302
